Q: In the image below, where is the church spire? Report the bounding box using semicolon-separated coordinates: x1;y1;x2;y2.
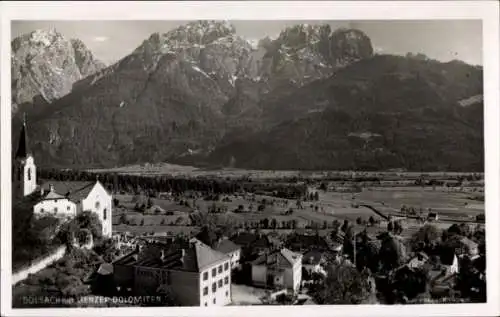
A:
15;113;31;159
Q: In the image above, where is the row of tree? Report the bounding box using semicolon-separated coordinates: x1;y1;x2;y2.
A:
38;168;308;199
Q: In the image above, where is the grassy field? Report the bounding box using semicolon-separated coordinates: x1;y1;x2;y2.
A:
90;162;483;180
111;185;483;240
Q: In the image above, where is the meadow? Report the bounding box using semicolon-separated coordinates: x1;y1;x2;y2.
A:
110;183;484;240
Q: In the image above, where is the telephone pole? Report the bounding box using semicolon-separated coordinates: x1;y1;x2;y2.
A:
353;232;357;268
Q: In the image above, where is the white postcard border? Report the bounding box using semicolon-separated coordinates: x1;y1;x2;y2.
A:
1;1;499;317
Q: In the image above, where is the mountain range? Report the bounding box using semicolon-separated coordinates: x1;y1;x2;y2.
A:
11;21;484;172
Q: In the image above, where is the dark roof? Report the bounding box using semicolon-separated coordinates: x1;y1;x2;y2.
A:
302;250;324;265
214;239;241;254
231;232;270;249
114;239;228;272
252;248;301;268
15;118;31;159
41;181;95;203
286;234;328;250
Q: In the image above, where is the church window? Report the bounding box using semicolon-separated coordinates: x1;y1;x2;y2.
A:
27;168;31;181
104;208;107;220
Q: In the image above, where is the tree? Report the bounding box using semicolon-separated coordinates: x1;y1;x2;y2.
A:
119;214;127;225
262;218;269;229
341;220;350;233
343;226;355;260
410;224;442;253
393;220;404;235
456;256;486;302
310;263;372;304
387;221;394;232
368;216;375;227
270;218;277;230
383;266;429;303
379;233;407;272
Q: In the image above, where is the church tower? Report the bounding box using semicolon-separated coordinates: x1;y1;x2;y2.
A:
14;114;37;197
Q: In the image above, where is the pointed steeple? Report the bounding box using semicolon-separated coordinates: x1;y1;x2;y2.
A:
15;113;31;159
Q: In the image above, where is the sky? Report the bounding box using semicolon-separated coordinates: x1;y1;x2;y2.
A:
11;20;482;66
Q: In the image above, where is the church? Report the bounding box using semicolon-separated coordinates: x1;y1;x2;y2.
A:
13;116;113;238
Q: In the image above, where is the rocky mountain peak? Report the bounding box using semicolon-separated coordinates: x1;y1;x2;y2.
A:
11;28;105;114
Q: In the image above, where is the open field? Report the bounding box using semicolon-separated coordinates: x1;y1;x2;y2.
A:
111;185;484;240
90;162;483;180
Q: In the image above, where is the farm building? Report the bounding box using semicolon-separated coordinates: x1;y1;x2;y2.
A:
427;212;439;221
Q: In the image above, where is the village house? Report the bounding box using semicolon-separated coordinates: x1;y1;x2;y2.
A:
458;237;479;257
213;239;241;269
230;232;272;258
407;252;430;269
113;238;232;306
301;249;327;278
250;248;302;294
13;117;113;238
427;212;439;221
33;185;78;221
439;252;460;275
285;233;329;253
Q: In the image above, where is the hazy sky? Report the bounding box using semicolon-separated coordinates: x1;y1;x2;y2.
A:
11;20;482;66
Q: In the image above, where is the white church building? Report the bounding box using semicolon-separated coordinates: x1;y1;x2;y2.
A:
13;116;113;238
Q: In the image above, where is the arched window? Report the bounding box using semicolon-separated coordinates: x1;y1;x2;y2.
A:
103;208;107;220
27;168;31;181
95;201;100;210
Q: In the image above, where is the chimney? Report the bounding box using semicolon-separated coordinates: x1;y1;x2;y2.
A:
49;184;54;193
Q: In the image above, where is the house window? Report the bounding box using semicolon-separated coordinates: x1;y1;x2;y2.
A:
212;268;216;277
218;265;222;273
203;287;208;295
95;202;100;210
213;298;216;304
203;272;208;280
54;207;58;213
224;276;229;285
212;283;216;293
204;302;207;306
224;262;229;271
104;208;107;220
226;291;229;297
219;279;223;288
67;206;70;211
